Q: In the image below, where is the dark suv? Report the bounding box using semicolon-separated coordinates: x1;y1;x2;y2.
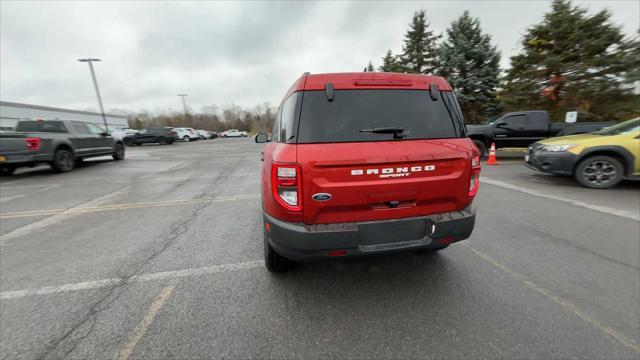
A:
123;128;177;146
255;72;481;272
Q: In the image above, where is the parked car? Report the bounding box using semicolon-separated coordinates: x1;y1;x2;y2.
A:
255;72;480;272
0;119;125;175
221;129;248;137
209;131;219;139
110;128;139;142
525;118;640;189
196;129;213;139
467;111;614;156
174;127;199;141
123;128;176;146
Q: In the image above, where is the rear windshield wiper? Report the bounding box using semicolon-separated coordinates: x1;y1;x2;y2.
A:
359;127;407;139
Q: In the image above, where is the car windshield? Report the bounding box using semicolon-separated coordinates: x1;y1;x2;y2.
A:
592;118;640;135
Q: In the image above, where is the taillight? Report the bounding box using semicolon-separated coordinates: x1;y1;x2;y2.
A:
272;163;302;211
25;137;41;150
468;154;481;197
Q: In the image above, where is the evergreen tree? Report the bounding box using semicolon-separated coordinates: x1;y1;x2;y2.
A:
366;61;375;72
400;10;441;74
379;49;404;72
501;0;636;121
438;11;502;123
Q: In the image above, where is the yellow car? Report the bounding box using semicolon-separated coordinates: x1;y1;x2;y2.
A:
525;118;640;189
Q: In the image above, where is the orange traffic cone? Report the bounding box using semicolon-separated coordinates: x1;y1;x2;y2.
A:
486;143;499;165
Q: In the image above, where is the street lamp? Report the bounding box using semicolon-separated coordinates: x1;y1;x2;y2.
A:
78;58;108;131
177;94;189;116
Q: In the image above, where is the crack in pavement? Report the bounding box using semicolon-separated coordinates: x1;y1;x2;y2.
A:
37;193;214;359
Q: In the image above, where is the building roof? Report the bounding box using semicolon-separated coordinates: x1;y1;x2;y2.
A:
0;101;128;119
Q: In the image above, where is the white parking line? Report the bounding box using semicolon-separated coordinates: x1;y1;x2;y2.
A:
0;260;264;299
482;177;640;221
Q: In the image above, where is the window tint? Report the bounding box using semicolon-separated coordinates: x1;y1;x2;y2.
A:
86;123;105;134
297;90;459;143
15;121;68;133
503;115;527;127
278;92;299;143
272;106;282;143
71;121;90;134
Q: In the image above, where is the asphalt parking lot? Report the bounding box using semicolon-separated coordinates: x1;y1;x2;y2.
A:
1;138;639;359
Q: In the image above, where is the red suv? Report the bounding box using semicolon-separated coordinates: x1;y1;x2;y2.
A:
255;72;480;272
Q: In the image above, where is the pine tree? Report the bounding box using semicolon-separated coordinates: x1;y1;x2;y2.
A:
400;10;441;74
366;61;375;72
438;11;501;123
379;50;404;72
501;0;636;121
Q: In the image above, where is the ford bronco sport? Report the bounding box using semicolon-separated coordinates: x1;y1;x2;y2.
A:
255;72;480;272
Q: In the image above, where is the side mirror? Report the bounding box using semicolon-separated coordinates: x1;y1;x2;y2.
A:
255;133;270;143
101;132;110;137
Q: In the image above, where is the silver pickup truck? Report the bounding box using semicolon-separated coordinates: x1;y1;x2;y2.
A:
0;119;125;175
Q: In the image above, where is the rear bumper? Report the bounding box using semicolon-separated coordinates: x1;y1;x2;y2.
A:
0;152;51;166
524;145;577;175
264;204;476;260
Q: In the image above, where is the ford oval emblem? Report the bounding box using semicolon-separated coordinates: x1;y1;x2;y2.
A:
312;193;332;202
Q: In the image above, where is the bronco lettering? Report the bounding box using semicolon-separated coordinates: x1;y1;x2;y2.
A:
351;165;436;177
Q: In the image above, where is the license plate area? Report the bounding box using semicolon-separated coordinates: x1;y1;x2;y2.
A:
358;218;429;246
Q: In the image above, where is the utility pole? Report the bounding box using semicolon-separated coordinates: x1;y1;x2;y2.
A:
177;94;189;115
78;58;108;131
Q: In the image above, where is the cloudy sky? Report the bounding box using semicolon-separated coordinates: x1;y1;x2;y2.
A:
1;0;638;114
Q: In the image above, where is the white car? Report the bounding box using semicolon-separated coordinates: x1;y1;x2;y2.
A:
196;129;213;139
110;128;139;142
174;127;199;142
221;129;248;138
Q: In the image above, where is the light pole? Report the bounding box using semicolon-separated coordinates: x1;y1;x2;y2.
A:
78;58;108;131
177;94;189;116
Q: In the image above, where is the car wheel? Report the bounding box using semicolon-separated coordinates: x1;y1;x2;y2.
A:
183;136;190;142
50;148;75;173
124;138;133;146
0;166;15;176
264;227;294;273
575;155;623;189
112;143;125;160
473;140;488;158
158;137;167;145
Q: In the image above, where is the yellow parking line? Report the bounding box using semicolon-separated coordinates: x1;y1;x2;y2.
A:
0;194;261;219
116;282;177;360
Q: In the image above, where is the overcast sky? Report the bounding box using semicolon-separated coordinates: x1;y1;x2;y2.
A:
1;0;638;114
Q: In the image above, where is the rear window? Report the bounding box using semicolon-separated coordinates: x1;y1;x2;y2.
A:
296;90;461;143
15;120;68;133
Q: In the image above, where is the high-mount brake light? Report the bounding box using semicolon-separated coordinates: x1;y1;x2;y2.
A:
468;153;481;197
272;164;302;211
352;79;412;86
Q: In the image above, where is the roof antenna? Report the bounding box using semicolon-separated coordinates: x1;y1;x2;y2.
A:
325;83;335;101
429;83;440;101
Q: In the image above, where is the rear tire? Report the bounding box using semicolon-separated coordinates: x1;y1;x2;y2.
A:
158;137;168;145
574;155;623;189
112;143;125;160
124;138;134;146
50;148;75;173
0;166;15;176
264;228;294;273
473;140;488;158
183;136;191;142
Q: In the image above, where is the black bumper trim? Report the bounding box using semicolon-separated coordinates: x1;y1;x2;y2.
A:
264;205;476;260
